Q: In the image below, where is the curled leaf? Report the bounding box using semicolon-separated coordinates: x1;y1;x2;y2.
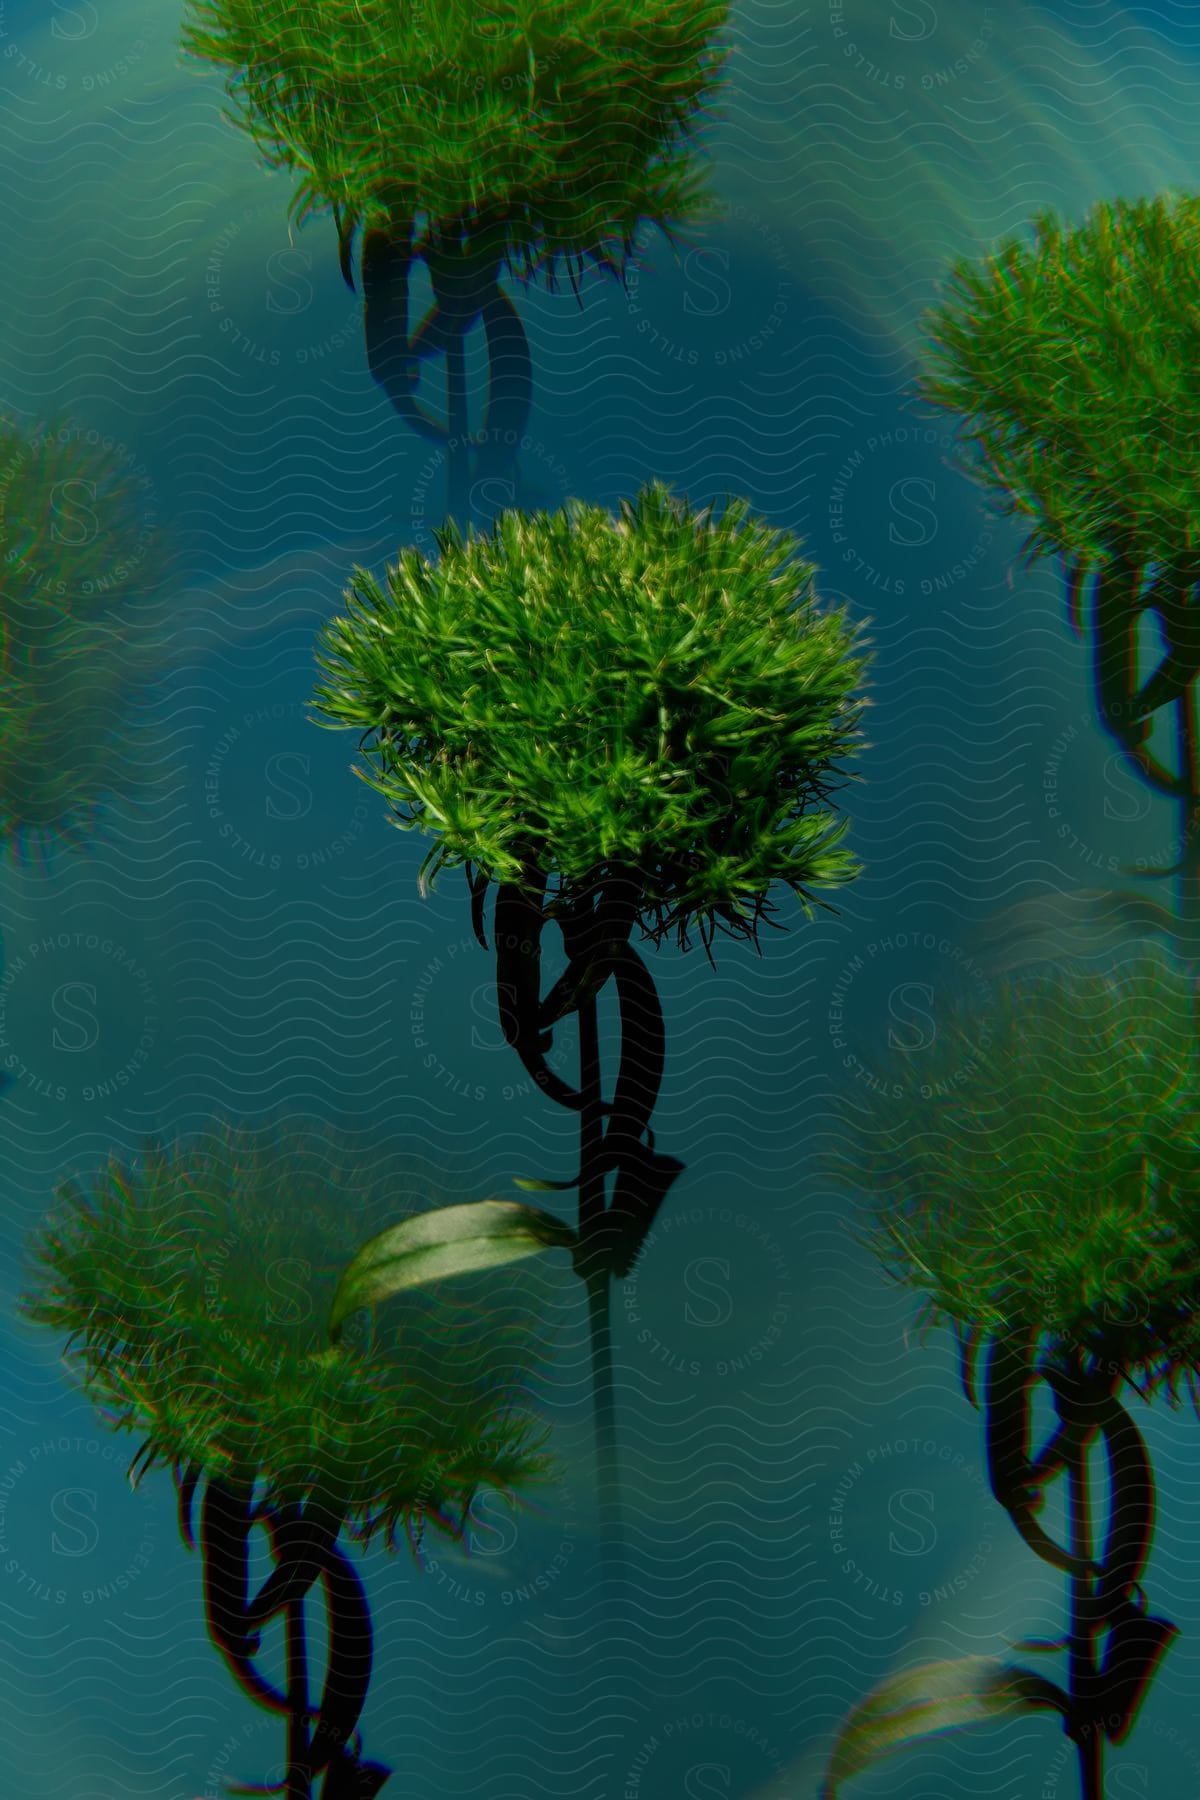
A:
307;1542;374;1778
1129;574;1200;720
494;865;582;1111
328;1201;578;1340
605;945;666;1155
985;1331;1091;1576
1093;554;1150;749
821;1657;1069;1797
200;1478;289;1714
1094;1390;1156;1611
246;1499;340;1631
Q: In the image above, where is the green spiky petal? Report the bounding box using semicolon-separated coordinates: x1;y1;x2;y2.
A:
310;483;871;949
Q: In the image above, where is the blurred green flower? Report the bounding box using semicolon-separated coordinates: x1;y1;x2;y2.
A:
179;0;730;285
914;191;1200;574
22;1125;554;1547
310;482;871;949
0;411;169;857
832;950;1200;1400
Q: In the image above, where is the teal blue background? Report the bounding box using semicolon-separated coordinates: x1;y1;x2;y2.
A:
0;1;1198;1795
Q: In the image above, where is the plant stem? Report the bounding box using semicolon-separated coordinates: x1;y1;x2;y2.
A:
430;227;506;534
1067;1400;1101;1800
577;982;623;1608
285;1593;311;1800
474;286;533;507
443;320;470;530
1176;688;1200;1023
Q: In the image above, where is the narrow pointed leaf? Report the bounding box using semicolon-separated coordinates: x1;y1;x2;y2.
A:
308;1542;373;1777
1026;1421;1073;1490
1064;558;1088;638
606;945;666;1154
821;1657;1069;1797
246;1501;339;1630
176;1461;202;1550
468;861;490;951
605;1146;686;1279
1099;1601;1178;1743
337;208;357;293
956;1322;982;1409
329;1202;578;1339
1095;1391;1155;1609
985;1330;1089;1576
538;951;618;1029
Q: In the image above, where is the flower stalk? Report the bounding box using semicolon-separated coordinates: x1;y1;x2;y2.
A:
822;956;1199;1797
311;484;870;1618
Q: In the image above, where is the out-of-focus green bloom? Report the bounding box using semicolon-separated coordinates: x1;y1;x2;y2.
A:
915;191;1200;574
179;0;731;286
22;1125;555;1547
0;411;169;857
310;482;871;950
833;950;1200;1401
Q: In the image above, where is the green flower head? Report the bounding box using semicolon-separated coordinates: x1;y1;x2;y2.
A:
0;411;169;859
21;1125;554;1548
832;950;1200;1401
310;482;871;949
179;0;731;285
915;191;1200;574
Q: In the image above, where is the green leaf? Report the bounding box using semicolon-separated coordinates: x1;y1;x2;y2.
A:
512;1175;579;1192
821;1657;1069;1797
328;1201;579;1340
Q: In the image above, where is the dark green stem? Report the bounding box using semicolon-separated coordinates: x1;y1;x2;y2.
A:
1067;1404;1101;1800
285;1593;311;1800
1176;688;1200;1008
424;224;502;532
473;287;534;505
577;983;623;1606
443;322;470;529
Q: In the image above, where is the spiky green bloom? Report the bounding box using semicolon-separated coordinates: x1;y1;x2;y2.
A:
915;191;1200;574
179;0;730;285
22;1126;554;1548
0;412;169;857
833;951;1200;1401
310;483;870;949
